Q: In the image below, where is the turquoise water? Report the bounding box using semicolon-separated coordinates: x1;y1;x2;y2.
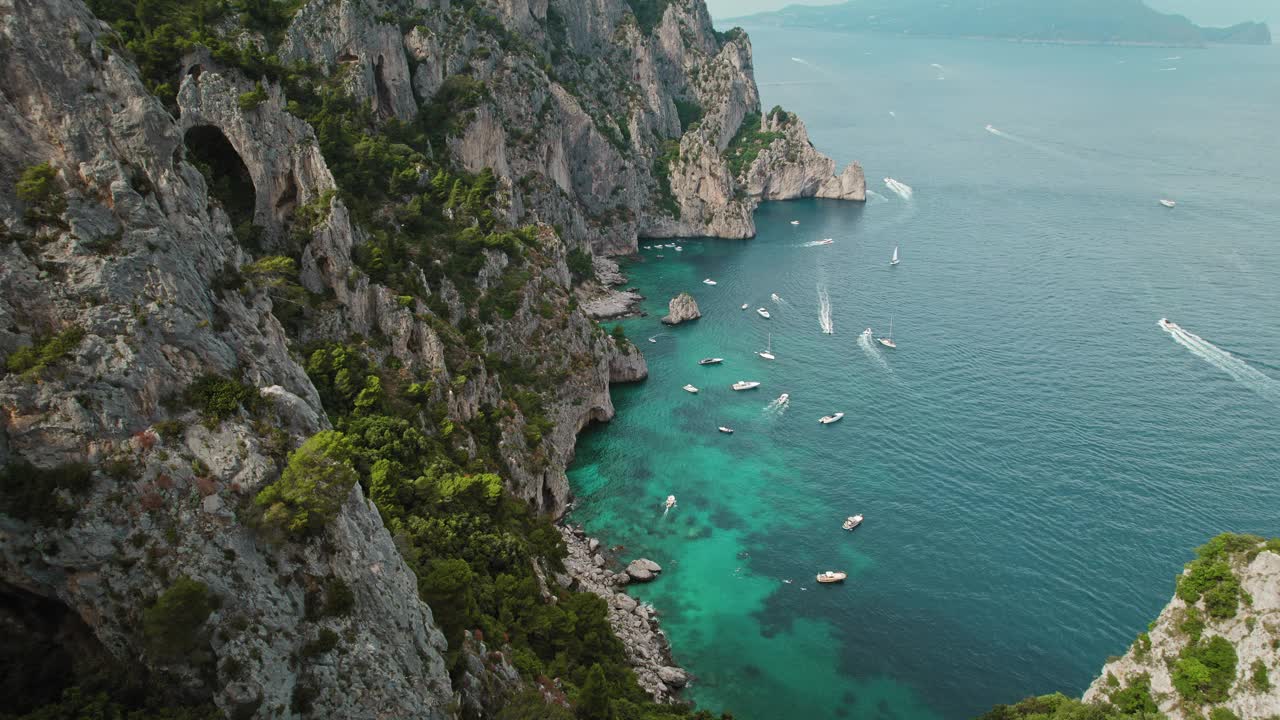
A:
569;30;1280;719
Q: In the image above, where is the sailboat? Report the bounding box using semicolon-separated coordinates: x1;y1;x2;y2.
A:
890;246;900;266
757;334;776;360
877;319;897;349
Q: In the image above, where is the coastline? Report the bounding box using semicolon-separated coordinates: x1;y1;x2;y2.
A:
557;525;689;703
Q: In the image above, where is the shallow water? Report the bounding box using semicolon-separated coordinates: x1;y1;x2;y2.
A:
569;29;1280;719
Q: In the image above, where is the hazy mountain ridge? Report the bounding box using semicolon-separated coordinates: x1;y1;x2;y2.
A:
729;0;1272;46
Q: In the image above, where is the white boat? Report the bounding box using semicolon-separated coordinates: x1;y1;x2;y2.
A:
703;278;717;285
877;319;897;349
842;514;864;531
817;238;834;245
683;384;699;394
732;380;761;391
816;571;847;584
675;246;683;252
756;334;776;361
757;308;771;319
665;495;677;510
648;336;658;343
698;357;724;366
861;327;873;341
1159;199;1177;208
718;426;734;434
1158;318;1180;332
890;246;900;266
741;303;749;310
819;412;845;425
771;293;782;303
790;220;800;225
642;245;651;250
777;393;790;403
655;254;664;258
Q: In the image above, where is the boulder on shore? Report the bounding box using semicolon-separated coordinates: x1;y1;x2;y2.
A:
626;558;663;582
660;293;701;325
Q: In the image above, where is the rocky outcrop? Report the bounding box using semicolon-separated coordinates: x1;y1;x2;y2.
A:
661;293;701;325
741;112;866;202
559;527;682;702
626;558;663;583
1083;537;1280;719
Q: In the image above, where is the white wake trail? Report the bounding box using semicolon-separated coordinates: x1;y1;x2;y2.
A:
1161;321;1280;400
818;286;835;335
884;178;913;200
858;330;892;374
763;395;791;416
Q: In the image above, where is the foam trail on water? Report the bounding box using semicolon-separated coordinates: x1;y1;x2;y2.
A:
818;286;835;335
763;394;791;416
801;239;835;247
1161;321;1280;400
1158;67;1178;72
884;178;914;200
858;330;893;374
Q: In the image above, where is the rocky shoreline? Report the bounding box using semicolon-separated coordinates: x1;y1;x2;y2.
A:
556;525;689;703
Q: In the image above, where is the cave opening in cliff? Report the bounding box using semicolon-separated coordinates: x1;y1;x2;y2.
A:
374;55;394;119
184;124;261;249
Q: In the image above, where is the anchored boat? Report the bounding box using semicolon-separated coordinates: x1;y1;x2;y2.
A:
757;308;771;319
819;412;845;425
683;384;699;394
843;515;864;531
816;571;847;584
718;426;734;434
699;358;724;366
732;380;761;391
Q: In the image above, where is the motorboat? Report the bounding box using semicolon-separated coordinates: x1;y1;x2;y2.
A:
771;293;782;303
777;393;790;404
732;380;761;391
819;412;845;425
816;571;847;584
648;336;658;343
683;384;699;394
675;246;683;252
757;308;771;319
790;220;800;225
861;327;873;341
665;495;677;510
698;358;724;366
703;278;717;285
718;426;734;434
741;303;749;310
842;515;864;531
1158;318;1180;332
817;238;834;245
1159;199;1177;208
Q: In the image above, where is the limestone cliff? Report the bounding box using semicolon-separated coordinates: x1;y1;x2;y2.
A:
1083;536;1280;720
0;0;863;716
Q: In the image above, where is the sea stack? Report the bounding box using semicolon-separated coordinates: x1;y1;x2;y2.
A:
661;293;701;325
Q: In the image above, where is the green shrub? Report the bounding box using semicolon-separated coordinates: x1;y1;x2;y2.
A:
1210;709;1241;720
1173;635;1237;704
652;139;681;218
0;460;94;525
574;664;611;720
723;111;785;181
143;577;215;658
1107;673;1158;715
567;248;594;284
237;82;268;111
300;628;339;658
1180;607;1206;642
16;162;67;223
184;374;259;425
6;326;86;379
255;430;359;538
1253;659;1271;692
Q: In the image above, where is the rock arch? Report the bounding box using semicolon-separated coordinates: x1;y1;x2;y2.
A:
184;124;259;238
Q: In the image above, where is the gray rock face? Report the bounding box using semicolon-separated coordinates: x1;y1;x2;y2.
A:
627;558;663;582
661;293;702;325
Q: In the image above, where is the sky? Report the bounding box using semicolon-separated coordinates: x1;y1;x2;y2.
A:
705;0;1278;28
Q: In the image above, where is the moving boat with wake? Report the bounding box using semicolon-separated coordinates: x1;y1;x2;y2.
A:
1158;318;1180;332
703;278;717;286
732;380;761;391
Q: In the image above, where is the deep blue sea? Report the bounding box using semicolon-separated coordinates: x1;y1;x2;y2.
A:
568;29;1280;720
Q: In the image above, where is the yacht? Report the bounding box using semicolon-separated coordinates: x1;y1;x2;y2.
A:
842;515;864;531
819;412;845;425
877;319;897;349
683;384;699;394
718;426;735;434
732;380;761;391
890;246;900;266
816;571;847;584
1159;199;1177;208
698;358;724;366
756;334;776;361
703;278;717;285
757;308;771;319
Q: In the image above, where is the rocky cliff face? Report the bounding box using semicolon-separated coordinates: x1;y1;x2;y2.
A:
0;0;863;716
1083;536;1280;720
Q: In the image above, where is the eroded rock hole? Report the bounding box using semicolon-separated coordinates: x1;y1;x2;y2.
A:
184;125;261;248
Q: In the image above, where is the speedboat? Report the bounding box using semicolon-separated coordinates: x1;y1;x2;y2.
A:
819;412;845;425
1159;199;1176;208
861;328;873;341
817;238;834;245
703;278;717;285
741;303;749;310
816;571;847;584
665;495;677;510
699;358;724;366
718;426;734;434
648;336;658;343
1158;318;1180;332
675;246;683;252
842;515;864;531
732;380;761;391
790;220;800;225
683;384;699;394
757;308;771;319
771;293;781;303
777;393;790;403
